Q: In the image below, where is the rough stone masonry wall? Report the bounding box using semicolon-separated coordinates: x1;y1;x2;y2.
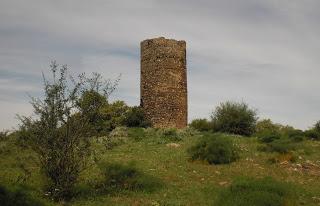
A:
140;37;187;128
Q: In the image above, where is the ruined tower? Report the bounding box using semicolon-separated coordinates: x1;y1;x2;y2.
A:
140;37;187;128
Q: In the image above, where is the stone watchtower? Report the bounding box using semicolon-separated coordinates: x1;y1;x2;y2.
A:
140;37;187;128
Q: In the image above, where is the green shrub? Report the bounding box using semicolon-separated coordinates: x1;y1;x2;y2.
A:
256;123;303;152
189;118;212;131
304;129;320;140
257;130;281;143
255;119;281;135
255;120;305;142
0;184;44;206
78;90;108;135
98;163;161;193
100;101;130;132
188;134;239;164
285;129;303;137
280;127;304;142
211;101;257;136
123;106;151;128
304;121;320;140
215;177;297;206
17;63;118;201
259;139;297;154
287;130;305;142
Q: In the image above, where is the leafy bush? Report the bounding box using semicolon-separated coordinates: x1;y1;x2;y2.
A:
188;134;239;164
211;101;257;136
285;129;303;137
78;90;108;135
304;129;320;140
286;129;305;142
17;62;118;201
258;139;297;154
215;177;297;206
257;130;281;143
256;120;305;142
98;163;161;193
256;121;304;152
255;119;281;135
304;121;320;140
0;184;44;206
123;106;151;128
100;101;130;132
189;118;212;131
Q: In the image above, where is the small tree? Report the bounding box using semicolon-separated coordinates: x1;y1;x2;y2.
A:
78;72;120;135
78;90;108;135
18;62;118;200
211;101;257;136
100;100;130;131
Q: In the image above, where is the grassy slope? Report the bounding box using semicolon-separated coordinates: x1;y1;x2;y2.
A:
0;132;320;206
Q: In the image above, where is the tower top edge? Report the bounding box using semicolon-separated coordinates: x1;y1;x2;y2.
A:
140;37;186;46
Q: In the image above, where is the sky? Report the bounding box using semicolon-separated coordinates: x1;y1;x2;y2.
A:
0;0;319;130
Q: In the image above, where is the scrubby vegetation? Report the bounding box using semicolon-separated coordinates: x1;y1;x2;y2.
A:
188;133;239;164
255;119;281;135
189;118;212;131
123;106;151;128
17;63;101;200
211;101;258;136
1;126;320;205
254;119;312;157
304;121;320;140
259;138;298;154
305;129;320;140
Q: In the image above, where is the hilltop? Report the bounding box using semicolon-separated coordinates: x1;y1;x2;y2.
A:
1;128;320;205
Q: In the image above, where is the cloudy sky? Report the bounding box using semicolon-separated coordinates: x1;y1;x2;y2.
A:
0;0;319;130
